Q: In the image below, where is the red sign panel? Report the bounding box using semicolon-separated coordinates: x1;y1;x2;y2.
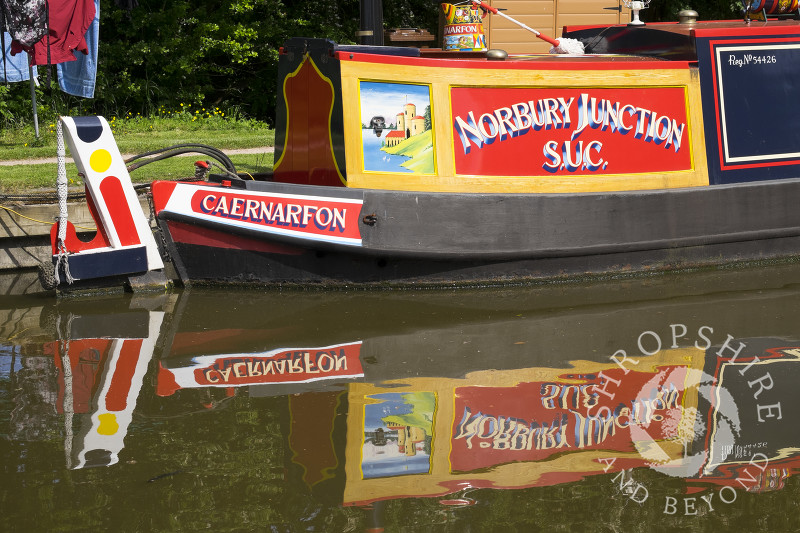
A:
450;366;687;473
160;183;363;246
190;189;362;244
450;87;692;176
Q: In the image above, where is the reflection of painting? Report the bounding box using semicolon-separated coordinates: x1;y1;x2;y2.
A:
361;391;435;479
359;81;434;174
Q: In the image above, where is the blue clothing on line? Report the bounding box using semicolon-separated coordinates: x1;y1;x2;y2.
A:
57;0;99;98
1;33;36;82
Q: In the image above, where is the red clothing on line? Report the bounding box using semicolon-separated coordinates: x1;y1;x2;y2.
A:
11;0;96;65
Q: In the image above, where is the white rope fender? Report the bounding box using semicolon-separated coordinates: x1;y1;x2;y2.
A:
55;118;75;285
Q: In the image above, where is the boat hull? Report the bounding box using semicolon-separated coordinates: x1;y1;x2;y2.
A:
154;178;800;286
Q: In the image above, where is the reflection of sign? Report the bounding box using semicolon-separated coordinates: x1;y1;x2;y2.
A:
161;185;364;246
362;392;435;479
450;87;691;176
706;346;800;470
342;345;800;506
451;367;688;472
157;342;364;395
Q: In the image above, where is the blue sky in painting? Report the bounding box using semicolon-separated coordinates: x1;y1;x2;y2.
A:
359;82;431;127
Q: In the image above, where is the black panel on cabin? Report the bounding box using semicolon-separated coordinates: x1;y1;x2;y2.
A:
564;26;696;60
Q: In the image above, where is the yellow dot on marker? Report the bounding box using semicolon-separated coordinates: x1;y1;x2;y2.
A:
89;149;112;173
97;413;119;435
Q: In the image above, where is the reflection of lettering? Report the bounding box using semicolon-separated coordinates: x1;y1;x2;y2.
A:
540;383;596;410
202;349;348;383
720;442;767;459
455;382;680;451
454;408;570;450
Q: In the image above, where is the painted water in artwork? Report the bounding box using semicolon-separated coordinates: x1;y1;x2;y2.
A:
360;81;435;174
361;130;414;173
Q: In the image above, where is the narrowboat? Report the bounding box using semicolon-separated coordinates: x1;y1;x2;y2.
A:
45;5;800;289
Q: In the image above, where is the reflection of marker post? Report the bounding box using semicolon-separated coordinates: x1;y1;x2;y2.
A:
67;311;165;469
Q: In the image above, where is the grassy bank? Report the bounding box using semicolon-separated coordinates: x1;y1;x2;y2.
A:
0;153;275;192
0;109;275;192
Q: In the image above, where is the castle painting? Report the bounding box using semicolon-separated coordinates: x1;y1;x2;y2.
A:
359;81;435;174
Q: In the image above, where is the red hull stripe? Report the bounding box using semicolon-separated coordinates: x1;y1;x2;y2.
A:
167;220;304;255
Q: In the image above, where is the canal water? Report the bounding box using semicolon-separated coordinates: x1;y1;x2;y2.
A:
3;263;800;531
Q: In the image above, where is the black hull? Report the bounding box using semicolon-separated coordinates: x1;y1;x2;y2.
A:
157;177;800;286
164;235;800;286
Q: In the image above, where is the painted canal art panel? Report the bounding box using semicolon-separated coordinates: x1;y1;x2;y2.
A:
359;81;435;174
450;86;692;177
361;391;435;479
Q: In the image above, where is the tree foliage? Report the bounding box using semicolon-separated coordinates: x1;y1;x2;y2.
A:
1;0;743;127
93;0;437;124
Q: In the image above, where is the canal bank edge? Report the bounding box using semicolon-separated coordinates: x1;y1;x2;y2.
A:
0;197;157;296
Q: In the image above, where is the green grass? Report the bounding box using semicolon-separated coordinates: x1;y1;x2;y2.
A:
0;111;275;192
0;153;275;193
0;109;274;159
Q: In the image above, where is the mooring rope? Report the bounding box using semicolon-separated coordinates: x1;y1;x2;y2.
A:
57;312;75;469
54;119;74;285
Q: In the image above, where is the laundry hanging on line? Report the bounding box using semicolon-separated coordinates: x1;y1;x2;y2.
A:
1;0;99;97
7;0;95;65
56;0;98;97
1;33;36;82
1;0;48;49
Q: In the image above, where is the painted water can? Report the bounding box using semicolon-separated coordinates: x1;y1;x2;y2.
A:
441;3;487;51
750;0;799;14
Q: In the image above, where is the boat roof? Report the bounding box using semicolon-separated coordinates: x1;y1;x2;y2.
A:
563;19;800;60
322;19;800;63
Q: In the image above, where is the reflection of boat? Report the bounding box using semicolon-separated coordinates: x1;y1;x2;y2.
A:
145;269;800;507
45;16;800;289
6;264;800;508
330;342;800;506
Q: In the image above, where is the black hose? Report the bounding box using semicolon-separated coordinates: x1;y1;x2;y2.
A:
125;143;238;174
2;144;240;205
